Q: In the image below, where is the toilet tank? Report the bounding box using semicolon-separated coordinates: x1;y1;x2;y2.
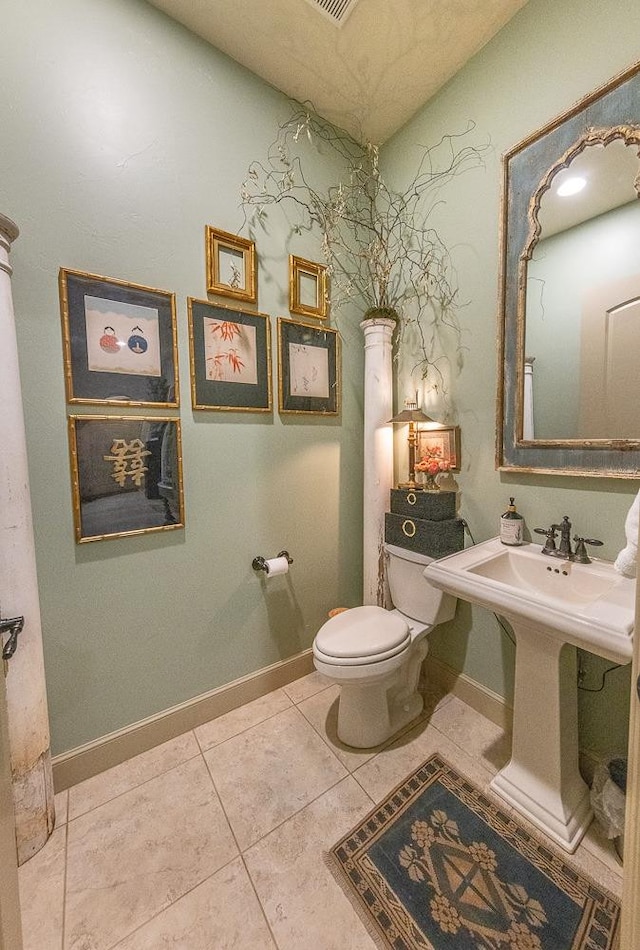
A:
384;542;456;624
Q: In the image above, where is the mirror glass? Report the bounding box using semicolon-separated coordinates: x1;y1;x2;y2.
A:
524;138;640;440
497;60;640;476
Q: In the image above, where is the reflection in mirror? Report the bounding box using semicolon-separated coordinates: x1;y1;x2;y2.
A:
524;135;640;441
498;61;640;475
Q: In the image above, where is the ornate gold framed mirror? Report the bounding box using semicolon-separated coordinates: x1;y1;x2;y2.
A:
497;60;640;476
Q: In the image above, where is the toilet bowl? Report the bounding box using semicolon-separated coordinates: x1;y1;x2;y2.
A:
313;543;456;748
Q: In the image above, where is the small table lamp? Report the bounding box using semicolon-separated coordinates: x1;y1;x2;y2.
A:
388;400;439;490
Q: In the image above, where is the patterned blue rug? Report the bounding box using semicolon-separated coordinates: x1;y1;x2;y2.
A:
329;754;620;949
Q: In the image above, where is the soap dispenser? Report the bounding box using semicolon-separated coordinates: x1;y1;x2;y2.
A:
500;497;524;546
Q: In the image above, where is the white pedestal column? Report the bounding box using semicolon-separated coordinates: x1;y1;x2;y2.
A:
490;620;592;853
361;318;395;606
0;214;54;864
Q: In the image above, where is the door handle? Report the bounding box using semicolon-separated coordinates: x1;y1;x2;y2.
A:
0;616;24;661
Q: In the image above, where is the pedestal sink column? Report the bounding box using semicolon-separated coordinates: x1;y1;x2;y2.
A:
0;214;55;863
490;619;592;853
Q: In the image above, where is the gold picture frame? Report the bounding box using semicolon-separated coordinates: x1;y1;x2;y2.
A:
68;415;185;543
205;226;257;303
187;298;272;412
277;317;339;415
417;425;461;473
59;268;179;408
289;255;328;319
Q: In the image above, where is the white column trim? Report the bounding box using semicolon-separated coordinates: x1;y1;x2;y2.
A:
0;214;55;864
361;318;395;606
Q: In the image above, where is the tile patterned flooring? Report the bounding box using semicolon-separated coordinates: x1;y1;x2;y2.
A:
19;673;623;949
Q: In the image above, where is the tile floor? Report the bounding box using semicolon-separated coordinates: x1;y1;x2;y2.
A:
19;673;623;949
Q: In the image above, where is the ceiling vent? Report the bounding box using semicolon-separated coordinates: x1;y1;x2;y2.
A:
302;0;360;27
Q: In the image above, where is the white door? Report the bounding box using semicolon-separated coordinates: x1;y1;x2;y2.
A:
0;659;22;949
579;275;640;438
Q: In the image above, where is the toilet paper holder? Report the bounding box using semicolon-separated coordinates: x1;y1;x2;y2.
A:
252;550;293;573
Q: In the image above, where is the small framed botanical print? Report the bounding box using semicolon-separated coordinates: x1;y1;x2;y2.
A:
187;298;271;411
205;226;257;303
59;268;179;407
277;317;339;415
289;255;328;319
68;415;185;543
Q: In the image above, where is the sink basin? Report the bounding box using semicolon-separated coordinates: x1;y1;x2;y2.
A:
425;536;635;662
424;536;636;853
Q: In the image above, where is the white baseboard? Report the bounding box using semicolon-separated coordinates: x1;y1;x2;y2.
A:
425;654;513;732
54;648;604;794
52;649;315;791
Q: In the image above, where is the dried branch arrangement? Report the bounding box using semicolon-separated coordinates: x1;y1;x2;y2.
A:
241;103;486;383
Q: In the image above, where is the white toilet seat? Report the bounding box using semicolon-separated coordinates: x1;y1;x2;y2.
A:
313;605;411;667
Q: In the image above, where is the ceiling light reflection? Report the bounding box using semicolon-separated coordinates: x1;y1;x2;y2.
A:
556;176;587;197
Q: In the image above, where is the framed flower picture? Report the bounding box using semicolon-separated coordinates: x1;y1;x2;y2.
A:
59;268;179;407
277;317;339;415
416;425;461;473
187;298;272;411
68;415;184;543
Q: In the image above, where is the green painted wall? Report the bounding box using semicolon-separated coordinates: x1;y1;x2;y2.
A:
2;0;638;763
383;0;640;759
0;0;364;754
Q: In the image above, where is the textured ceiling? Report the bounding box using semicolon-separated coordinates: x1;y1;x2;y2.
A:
146;0;530;143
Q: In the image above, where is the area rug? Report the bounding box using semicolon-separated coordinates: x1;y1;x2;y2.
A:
328;754;620;949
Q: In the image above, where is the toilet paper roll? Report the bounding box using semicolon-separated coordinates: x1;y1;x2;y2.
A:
264;556;289;576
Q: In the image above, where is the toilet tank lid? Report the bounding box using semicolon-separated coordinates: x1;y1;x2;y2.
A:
384;542;435;566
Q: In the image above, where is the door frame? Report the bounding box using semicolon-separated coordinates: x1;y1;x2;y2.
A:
620;528;640;943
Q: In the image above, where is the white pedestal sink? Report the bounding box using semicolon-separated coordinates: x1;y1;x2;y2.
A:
424;538;635;853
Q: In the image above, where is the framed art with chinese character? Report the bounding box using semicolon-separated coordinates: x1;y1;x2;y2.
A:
289;255;328;320
277;317;340;415
59;269;179;407
205;226;257;303
187;298;272;411
416;425;461;474
68;415;185;543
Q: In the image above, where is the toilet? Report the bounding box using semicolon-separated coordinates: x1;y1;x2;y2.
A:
312;542;456;748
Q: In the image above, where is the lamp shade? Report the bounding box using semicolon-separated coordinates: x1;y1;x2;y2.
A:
387;407;436;425
387;396;443;427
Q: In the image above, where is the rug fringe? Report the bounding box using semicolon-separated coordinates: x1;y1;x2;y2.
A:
323;850;400;950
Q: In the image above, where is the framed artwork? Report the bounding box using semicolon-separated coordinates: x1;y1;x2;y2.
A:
417;425;461;473
205;226;257;303
289;255;328;319
187;299;271;411
277;317;340;415
68;415;185;543
59;268;179;408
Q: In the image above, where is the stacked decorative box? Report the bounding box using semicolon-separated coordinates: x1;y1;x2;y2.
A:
384;489;464;558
